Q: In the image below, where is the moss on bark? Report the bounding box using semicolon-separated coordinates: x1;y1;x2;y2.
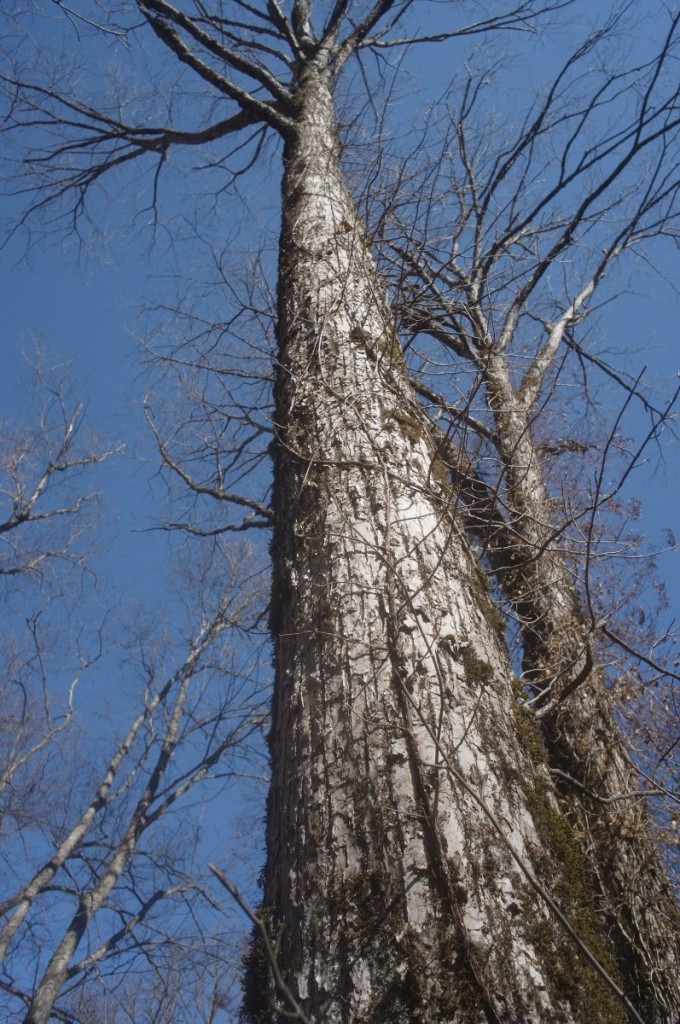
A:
511;686;627;1023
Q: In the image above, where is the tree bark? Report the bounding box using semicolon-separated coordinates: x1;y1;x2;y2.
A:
478;351;680;1023
254;69;631;1024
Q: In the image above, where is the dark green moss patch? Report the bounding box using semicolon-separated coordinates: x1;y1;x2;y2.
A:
508;684;628;1021
460;646;495;689
522;783;625;1011
512;679;547;765
471;558;506;639
381;407;423;446
323;866;489;1024
430;454;452;491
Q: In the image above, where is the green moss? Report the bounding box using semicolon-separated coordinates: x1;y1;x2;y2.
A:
522;908;625;1023
347;867;394;932
323;866;488;1024
431;455;452;491
460;646;495;689
474;557;492;595
350;323;407;371
512;679;547;766
379;328;408;370
381;407;423;445
510;730;626;1017
366;960;426;1024
363;920;483;1024
468;558;506;640
326;868;422;1022
507;682;627;1020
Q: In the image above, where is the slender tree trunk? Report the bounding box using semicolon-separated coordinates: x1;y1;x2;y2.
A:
21;663;203;1024
253;70;632;1024
23;833;138;1024
480;351;680;1023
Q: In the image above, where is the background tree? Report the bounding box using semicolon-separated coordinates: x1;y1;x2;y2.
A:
2;2;679;1023
373;12;680;1013
0;360;268;1024
0;355;108;818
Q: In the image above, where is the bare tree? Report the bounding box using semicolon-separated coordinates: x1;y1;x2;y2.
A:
0;533;268;1024
0;355;111;833
376;9;680;1017
0;353;110;581
0;359;268;1024
2;2;680;1023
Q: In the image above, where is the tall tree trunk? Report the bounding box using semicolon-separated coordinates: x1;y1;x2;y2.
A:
478;351;680;1023
252;70;632;1024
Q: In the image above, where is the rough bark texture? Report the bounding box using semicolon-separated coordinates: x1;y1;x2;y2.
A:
254;69;631;1024
478;352;680;1023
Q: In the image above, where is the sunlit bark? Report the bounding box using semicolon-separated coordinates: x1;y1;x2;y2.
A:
480;351;680;1022
256;69;630;1024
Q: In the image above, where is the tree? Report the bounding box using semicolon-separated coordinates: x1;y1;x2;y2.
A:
0;355;108;813
2;2;679;1023
0;361;267;1024
376;16;680;1016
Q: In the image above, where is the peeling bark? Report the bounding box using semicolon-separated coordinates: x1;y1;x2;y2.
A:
256;70;630;1024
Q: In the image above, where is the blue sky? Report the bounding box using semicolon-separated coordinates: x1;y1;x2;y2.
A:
3;3;678;626
0;250;167;602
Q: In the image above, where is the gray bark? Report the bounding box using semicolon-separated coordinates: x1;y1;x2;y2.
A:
477;352;680;1023
255;69;631;1024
